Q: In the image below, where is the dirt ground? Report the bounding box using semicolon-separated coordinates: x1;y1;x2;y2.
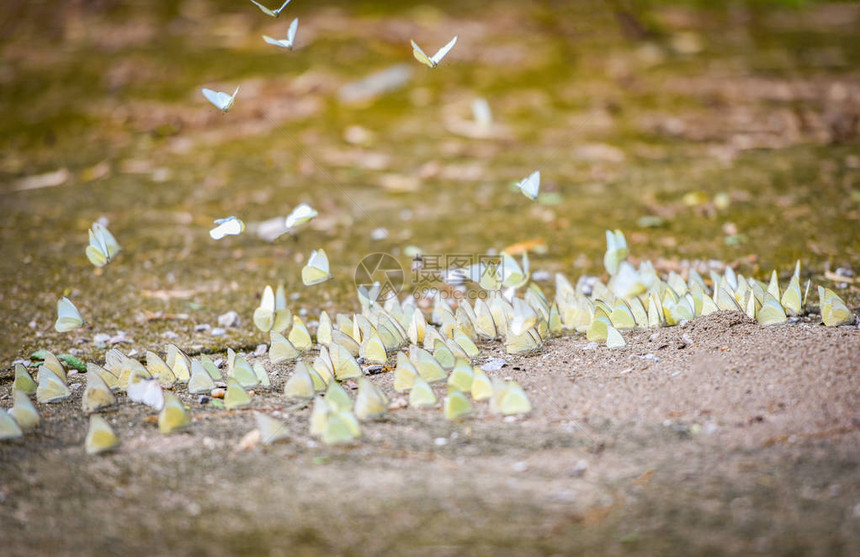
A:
2;0;860;554
1;311;858;555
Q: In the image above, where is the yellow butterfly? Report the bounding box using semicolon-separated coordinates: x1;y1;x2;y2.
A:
9;389;40;431
188;359;216;394
394;351;419;392
38;350;66;383
36;365;71;403
354;377;389;421
408;310;426;345
13;364;37;394
158;392;191;434
497;380;532;416
87;362;120;392
302;249;333;286
309;396;329;437
317;311;333;345
269;331;300;364
410;346;447;383
85;222;121;267
254;284;292;333
255;412;290;445
55;296;84;332
165;344;191;383
0;409;23;440
311;346;335;385
146;350;176;387
200;354;222;380
331;344;362;380
283;362;316;400
82;369;117;413
409;377;437;408
471;369;494;401
330;329;361;357
85;415;119;455
780;262;803;316
359;331;388;365
603;229;629;276
757;293;787;326
229;355;260;388
818;286;854;327
446;360;474;393
606;325;626;349
411;35;458;68
224;378;252;409
288;316;313;351
444;391;473;421
432;339;456;371
325;381;353;413
322;410;361;445
253;362;271;388
505;329;542;355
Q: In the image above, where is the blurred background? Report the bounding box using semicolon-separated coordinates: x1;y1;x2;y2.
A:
1;0;858;360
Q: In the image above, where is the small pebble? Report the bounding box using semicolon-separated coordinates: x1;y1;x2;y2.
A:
370;227;389;241
93;333;111;344
163;331;179;339
513;461;528;472
68;348;83;357
482;358;508;372
210;388;226;399
254;344;268;357
531;270;551;282
434;437;448;446
127;349;139;357
198;395;211;404
583;342;599;351
569;459;588;477
210;328;226;336
217;311;240;328
195;324;211;333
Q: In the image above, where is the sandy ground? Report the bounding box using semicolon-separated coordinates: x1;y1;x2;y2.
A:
1;311;858;555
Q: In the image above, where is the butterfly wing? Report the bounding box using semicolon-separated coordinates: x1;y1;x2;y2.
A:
411;40;435;68
274;0;292;16
286;17;298;47
201;88;225;110
249;0;277;17
431;35;458;65
302;249;332;285
517;170;540;200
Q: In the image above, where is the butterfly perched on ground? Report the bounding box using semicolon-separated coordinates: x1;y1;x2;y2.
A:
249;0;292;17
86;222;121;267
55;296;84;332
263;18;299;49
411;36;458;68
201;87;240;113
209;216;245;240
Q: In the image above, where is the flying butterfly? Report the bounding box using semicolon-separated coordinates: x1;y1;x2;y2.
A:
263;18;299;49
86;222;121;267
515;170;541;201
249;0;292;17
201;86;240;113
411;35;458;68
302;249;333;286
285;203;318;230
209;216;245;240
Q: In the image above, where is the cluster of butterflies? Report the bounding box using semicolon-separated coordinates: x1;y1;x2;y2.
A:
4;288;534;449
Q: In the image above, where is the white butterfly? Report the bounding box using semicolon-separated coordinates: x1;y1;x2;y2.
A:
285;203;318;230
263;18;299;49
250;0;292;17
515;170;540;200
201;86;240;113
86;222;121;267
55;296;84;332
411;35;458;68
127;375;164;410
209;216;245;240
302;249;333;286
